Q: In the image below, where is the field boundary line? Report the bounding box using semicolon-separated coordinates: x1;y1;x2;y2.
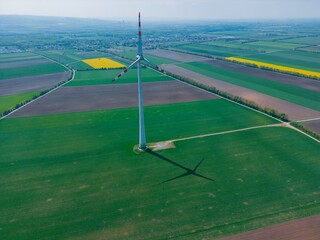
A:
297;117;320;123
170;124;282;143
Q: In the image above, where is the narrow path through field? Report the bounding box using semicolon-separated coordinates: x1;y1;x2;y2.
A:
172;123;282;143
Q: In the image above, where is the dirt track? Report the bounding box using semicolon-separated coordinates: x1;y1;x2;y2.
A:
302;119;320;134
145;49;211;62
220;215;320;240
0;72;71;97
9;80;218;117
204;59;320;92
162;64;320;121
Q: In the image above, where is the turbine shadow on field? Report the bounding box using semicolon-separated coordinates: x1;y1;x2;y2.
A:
146;149;214;184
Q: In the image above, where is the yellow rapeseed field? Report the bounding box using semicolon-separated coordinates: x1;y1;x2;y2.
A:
226;57;320;79
82;58;126;69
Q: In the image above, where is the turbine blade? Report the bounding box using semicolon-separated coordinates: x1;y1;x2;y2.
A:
143;57;166;74
112;57;140;82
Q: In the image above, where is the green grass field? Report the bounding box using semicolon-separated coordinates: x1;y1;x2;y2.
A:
0;52;36;59
1;99;319;239
202;41;301;53
176;62;320;111
0;91;41;115
279;36;320;45
0;63;67;80
243;50;320;72
65;67;172;86
244;41;306;50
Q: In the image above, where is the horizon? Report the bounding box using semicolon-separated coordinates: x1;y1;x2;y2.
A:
1;0;320;21
1;14;320;24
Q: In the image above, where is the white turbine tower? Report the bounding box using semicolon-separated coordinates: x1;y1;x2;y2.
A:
112;13;166;151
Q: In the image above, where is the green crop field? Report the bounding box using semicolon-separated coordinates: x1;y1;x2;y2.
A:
0;91;41;115
176;62;320;111
0;63;67;80
1;99;319;239
201;41;269;52
0;52;36;59
279;36;320;45
174;44;258;57
243;50;320;72
66;67;172;86
244;41;306;50
202;41;300;53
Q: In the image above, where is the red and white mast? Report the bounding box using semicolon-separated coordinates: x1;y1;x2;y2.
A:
112;13;166;151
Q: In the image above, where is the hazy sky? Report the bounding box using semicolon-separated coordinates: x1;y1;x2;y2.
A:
1;0;320;21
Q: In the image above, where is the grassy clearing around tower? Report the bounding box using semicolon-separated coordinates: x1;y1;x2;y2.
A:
1;98;319;240
65;67;172;86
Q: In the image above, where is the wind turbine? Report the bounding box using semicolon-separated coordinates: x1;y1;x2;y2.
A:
112;13;166;151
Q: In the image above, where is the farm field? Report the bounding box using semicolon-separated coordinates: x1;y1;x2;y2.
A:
240;50;320;72
279;36;320;45
0;72;71;96
203;59;320;92
0;53;71;116
162;64;320;120
202;40;304;53
226;57;320;79
39;50;125;70
145;49;210;62
173;44;258;57
0;52;37;59
221;215;320;240
1;99;319;239
244;40;306;50
117;49;181;65
0;63;67;80
66;67;171;86
0;91;41;115
302;119;320;134
300;45;320;53
175;61;320;112
10;81;218;117
82;58;126;69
